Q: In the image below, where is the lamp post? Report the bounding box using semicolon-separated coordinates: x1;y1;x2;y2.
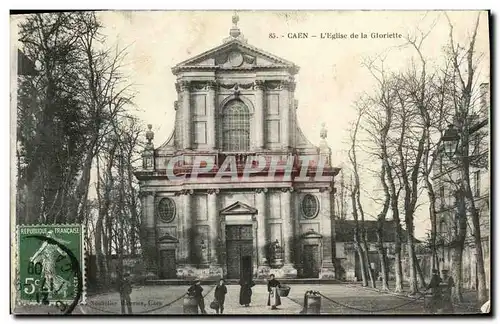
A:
441;124;460;159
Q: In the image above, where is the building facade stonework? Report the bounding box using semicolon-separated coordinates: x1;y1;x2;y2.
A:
135;16;340;280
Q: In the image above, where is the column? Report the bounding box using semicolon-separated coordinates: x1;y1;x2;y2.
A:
320;187;336;278
208;189;219;264
181;81;191;150
254;80;265;150
182;190;193;265
140;191;157;277
281;188;294;265
280;81;291;149
256;188;268;265
207;81;216;150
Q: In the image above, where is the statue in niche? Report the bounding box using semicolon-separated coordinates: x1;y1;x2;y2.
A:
270;240;284;268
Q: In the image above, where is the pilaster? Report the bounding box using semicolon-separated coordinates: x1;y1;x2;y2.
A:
319;187;336;278
139;191;158;278
181;81;191;150
207;81;216;150
254;80;265;150
281;187;297;278
255;188;268;264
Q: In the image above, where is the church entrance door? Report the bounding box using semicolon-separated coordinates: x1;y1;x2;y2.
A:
226;225;253;279
303;244;320;278
159;249;177;279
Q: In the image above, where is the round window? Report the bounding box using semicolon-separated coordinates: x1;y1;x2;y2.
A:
157;198;176;223
302;194;319;219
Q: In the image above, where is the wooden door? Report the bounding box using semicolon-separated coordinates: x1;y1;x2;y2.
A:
303;245;320;278
226;241;240;279
159;249;176;279
226;225;253;279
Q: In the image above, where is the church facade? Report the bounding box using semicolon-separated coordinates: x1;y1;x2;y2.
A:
135;15;340;280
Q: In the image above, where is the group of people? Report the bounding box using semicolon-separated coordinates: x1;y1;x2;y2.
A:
427;269;455;313
187;274;283;314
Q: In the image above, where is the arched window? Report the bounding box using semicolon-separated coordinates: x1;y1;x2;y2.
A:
222;100;250;152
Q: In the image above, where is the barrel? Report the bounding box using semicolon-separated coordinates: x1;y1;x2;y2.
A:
306;293;321;314
183;295;199;314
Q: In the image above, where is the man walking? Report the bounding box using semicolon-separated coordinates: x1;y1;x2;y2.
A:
188;279;207;314
119;272;133;314
214;278;227;314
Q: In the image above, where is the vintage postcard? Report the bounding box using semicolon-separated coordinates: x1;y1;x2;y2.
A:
10;10;491;315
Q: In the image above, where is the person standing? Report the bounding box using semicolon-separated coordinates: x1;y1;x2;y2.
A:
267;274;282;310
214;279;227;314
426;269;442;313
188;279;207;314
440;270;455;313
119;272;133;314
239;277;255;307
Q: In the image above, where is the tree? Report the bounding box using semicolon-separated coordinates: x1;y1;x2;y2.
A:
335;169;348;220
348;105;376;288
361;58;405;293
17;12;134;227
443;12;487;304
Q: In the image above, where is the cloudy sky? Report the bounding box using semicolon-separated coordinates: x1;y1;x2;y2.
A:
12;10;490;238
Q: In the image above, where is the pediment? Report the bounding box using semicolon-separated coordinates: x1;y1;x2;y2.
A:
301;229;323;239
172;39;299;74
220;201;258;215
158;234;179;243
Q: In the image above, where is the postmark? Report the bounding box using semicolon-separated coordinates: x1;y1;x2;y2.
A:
16;224;86;311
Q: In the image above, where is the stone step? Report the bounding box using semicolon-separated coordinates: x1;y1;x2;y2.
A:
145;278;342;286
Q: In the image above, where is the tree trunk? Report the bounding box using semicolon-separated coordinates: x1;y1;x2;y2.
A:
361;237;376;288
355;241;368;286
426;180;439;273
413;250;426;288
68;149;94;223
394;224;404;293
94;216;105;286
376;222;390;291
462;167;488;304
406;217;419;294
450;243;464;302
470;207;488;304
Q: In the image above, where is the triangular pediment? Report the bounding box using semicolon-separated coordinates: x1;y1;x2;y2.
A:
220;201;258;215
172;39;299;74
158;234;179;243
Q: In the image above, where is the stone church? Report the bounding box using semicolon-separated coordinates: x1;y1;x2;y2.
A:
135;14;340;280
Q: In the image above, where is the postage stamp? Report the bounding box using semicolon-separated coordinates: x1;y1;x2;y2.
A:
16;224;86;307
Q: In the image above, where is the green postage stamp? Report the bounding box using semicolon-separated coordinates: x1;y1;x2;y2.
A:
16;224;86;307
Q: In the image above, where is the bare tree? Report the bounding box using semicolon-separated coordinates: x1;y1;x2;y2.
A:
361;58;405;293
335;169;348;220
348;105;376;288
443;12;488;304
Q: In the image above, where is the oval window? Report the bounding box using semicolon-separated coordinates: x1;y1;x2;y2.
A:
302;194;319;219
157;198;176;223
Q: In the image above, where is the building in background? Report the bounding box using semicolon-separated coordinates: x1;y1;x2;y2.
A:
135;14;340;280
432;83;490;290
334;220;427;282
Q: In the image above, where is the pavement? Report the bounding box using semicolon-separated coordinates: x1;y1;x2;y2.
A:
13;283;483;315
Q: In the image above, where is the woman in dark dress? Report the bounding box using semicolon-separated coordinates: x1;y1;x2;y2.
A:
267;274;281;310
239;277;255;307
214;279;227;314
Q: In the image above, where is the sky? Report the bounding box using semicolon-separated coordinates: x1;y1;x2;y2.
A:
11;10;490;239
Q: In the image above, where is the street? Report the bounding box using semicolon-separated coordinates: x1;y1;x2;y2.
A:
13;283;481;315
